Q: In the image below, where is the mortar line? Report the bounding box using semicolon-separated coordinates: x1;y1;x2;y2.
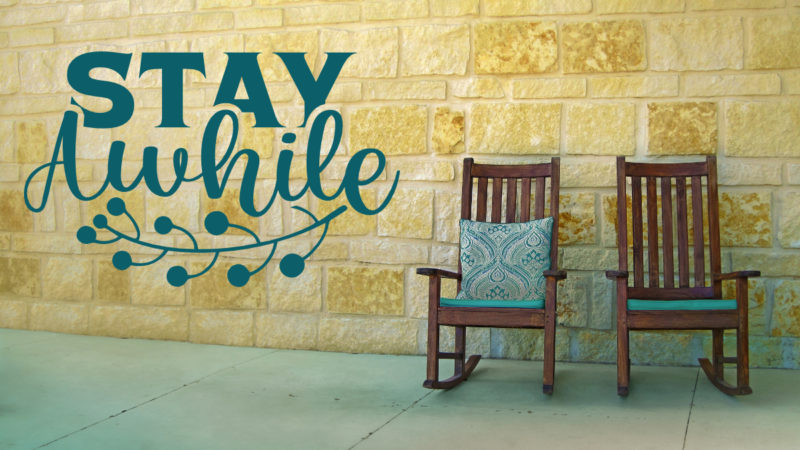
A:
682;369;700;450
37;349;280;448
349;390;433;449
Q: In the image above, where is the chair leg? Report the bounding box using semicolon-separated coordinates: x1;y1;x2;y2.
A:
423;325;481;390
542;314;556;394
617;326;630;396
454;326;466;375
424;319;439;388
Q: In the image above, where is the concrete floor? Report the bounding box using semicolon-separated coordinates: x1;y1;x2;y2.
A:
1;329;798;450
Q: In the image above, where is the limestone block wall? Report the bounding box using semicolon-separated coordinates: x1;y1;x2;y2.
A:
1;0;799;368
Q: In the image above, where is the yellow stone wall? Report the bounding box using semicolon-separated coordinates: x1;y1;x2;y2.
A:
1;0;799;368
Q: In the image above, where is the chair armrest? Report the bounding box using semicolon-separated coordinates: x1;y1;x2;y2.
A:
543;270;567;280
713;271;760;281
416;267;461;280
605;270;629;279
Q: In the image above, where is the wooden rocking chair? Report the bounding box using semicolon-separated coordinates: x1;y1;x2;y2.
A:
417;158;566;394
607;156;759;396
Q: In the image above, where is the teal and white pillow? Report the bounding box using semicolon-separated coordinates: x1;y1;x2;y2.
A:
456;217;553;301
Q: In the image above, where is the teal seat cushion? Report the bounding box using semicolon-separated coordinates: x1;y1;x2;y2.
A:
441;298;545;309
456;217;552;302
627;299;737;311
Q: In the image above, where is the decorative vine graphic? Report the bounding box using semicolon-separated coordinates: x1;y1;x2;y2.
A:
76;197;346;287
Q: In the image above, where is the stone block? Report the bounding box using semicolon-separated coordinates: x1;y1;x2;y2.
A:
0;165;16;182
326;82;361;103
327;266;404;315
474;22;557;74
513;78;586;99
731;252;799;277
377;188;433;239
630;332;695;366
684;74;780;97
0;96;68;116
189;35;244;85
134;0;193;14
0;121;13;162
648;102;717;155
89;305;188;341
689;0;783;9
67;0;130;21
0;233;8;250
434;192;460;244
189;261;265;309
391;160;453;182
190;310;254;346
285;3;359;25
400;25;468;76
785;71;800;95
0;52;18;94
42;257;91;301
0;300;27;328
319;317;417;354
725;101;800;157
350;240;428;264
562;160;616;188
430;0;478;16
201;186;260;237
56;22;127;43
432;107;464;154
234;8;282;29
721;278;767;335
788;164;800;185
9;27;53;46
349;106;426;155
573;329;616;363
558;193;596;245
13;233;80;254
131;13;233;36
0;189;33;231
718;160;781;185
317;189;376;236
15;120;47;163
0;5;65;26
566;103;635;155
561;247;617;271
268;265;321;313
597;0;683;13
557;274;590;327
590;76;678;98
746;16;800;69
590;273;614;330
256;312;318;350
470;103;560;154
30;302;88;334
308;239;348;261
772;280;800;337
562;20;646;73
484;0;591;15
489;328;570;361
365;81;446;100
364;0;427;20
244;31;316;82
146;187;200;233
320;28;398;78
650;17;743;71
197;0;253;7
97;261;129;304
718;192;771;247
431;245;458;266
428;326;489;357
451;78;505;98
779;192;800;248
131;263;186;306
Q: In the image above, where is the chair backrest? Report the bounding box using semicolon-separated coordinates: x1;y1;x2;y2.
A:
459;157;561;275
615;156;722;299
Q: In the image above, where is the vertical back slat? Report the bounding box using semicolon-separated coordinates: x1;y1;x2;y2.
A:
549;158;560;265
707;156;722;298
646;177;659;288
476;177;488;221
631;177;644;288
506;178;517;223
491;177;503;223
691;176;705;287
616;158;628;273
520;178;531;222
676;177;689;288
534;177;546;219
661;177;675;288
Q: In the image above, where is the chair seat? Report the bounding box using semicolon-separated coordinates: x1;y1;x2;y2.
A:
627;299;737;311
440;298;544;309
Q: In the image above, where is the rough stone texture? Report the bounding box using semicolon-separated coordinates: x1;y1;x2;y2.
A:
146;187;200;233
15;120;47;163
484;0;591;15
256;313;318;350
719;192;772;248
189;262;265;309
562;160;616;188
391;160;453;182
430;326;490;357
432;107;465;154
86;188;145;233
363;0;427;20
562;20;646;73
788;164;800;185
0;52;19;94
573;329;616;363
201;187;260;237
718;161;781;186
327;267;403;315
0;300;27;328
317;189;377;236
320;28;398;78
474;22;557;74
243;31;316;82
558;193;596;245
30;303;88;334
630;332;695;366
470;103;560;154
731;252;800;277
684;74;780;97
598;0;683;13
557;274;590;327
97;261;129;304
56;22;128;43
377;188;433;239
566;103;635;155
778;192;800;249
649;17;743;71
746;16;800;69
350;240;428;264
514;78;586;99
364;81;446;100
590;273;613;330
772;280;800;337
89;306;188;341
561;248;617;271
590;76;678;98
489;328;570;361
9;28;54;47
131;264;186;306
190;310;254;346
400;25;468;76
43;257;91;301
0;189;33;232
131;13;233;36
268;266;321;312
434;192;460;244
349;106;426;155
430;0;478;16
451;78;505;98
319;317;417;354
722;278;767;335
647;102;717;155
234;9;282;29
689;0;783;9
284;3;359;25
785;71;800;95
725;101;800;157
